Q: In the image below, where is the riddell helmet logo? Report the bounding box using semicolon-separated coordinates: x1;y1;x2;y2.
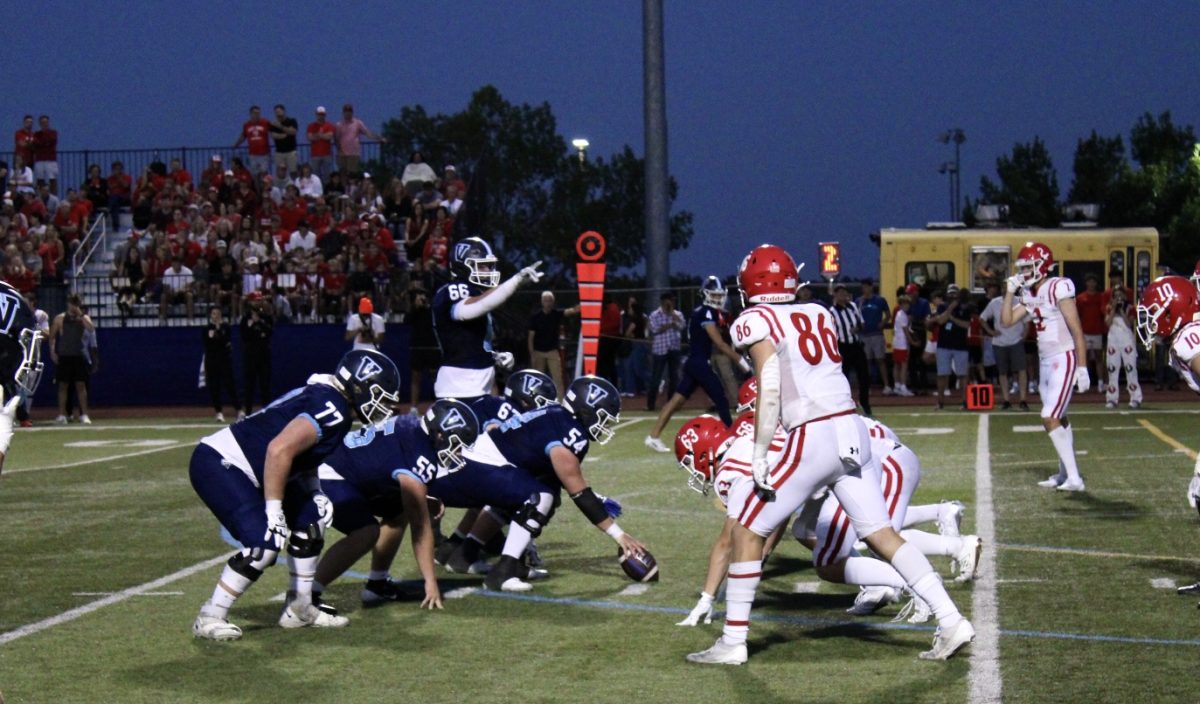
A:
354;356;383;381
440;407;467;431
585;382;609;406
768;261;780;273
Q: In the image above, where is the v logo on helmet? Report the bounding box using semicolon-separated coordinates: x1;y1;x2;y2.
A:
0;291;19;334
354;356;383;382
454;243;471;260
440;407;467;431
585;382;609;406
522;375;542;395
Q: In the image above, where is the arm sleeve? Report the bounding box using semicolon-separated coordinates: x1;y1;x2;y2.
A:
731;307;777;351
753;353;782;464
451;275;522;321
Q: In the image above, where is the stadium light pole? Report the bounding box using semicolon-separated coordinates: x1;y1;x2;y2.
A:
938;161;957;221
572;138;590;165
643;0;670;299
938;128;966;219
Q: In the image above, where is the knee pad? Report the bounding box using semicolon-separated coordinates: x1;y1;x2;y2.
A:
287;523;325;558
229;547;277;580
515;493;555;538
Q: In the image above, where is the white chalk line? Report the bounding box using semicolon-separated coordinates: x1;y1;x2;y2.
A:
969;413;1002;704
6;441;194;474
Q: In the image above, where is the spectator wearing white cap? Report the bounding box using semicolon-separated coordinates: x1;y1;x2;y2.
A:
441;164;466;196
306;106;335;182
932;283;973;409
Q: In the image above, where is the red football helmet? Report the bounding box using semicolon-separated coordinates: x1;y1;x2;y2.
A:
1015;242;1054;286
674;415;734;494
736;378;757;413
730;410;756;440
1137;275;1200;349
738;244;799;304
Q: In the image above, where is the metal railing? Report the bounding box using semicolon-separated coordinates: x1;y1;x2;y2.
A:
71;213;109;286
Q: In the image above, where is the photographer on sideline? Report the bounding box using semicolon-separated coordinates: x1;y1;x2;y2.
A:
240;291;274;415
346;297;385;351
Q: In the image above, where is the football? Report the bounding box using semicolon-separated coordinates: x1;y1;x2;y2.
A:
618;548;659;582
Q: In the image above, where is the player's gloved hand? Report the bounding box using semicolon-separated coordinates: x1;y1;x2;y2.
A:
518;260;544;284
313;493;334;531
492;351;515;371
0;388;19;455
752;456;776;501
1074;366;1090;394
1006;274;1024;295
676;591;715;626
264;500;289;550
737;358;752;375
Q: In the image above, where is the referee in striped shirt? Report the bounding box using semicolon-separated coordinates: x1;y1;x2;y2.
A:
830;284;872;416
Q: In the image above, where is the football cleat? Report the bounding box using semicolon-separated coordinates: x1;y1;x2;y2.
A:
893;593;932;624
434;536;463;566
951;535;982;583
686;638;748;666
524;541;545;568
361;578;405;607
937;501;965;537
1056;480;1086;493
644;435;670;453
192;613;242;641
313;592;338;616
919;619;975;661
1037;473;1066;488
846;586;900;616
445;545;478;575
279;599;350;628
1177;582;1200;595
215;412;225;423
485;555;533;592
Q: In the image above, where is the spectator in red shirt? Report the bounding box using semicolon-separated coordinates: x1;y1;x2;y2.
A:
5;259;37;294
52;203;81;247
440;165;466;199
306;106;336;182
201;155;225;191
423;228;449;271
169;158;193;189
106;161;132;227
14;115;35;168
32;115;59;195
321;255;349;318
229;158;254;188
37;228;64;281
334;104;385;176
278;191;307;233
308;198;332;237
1075;274;1106;393
233;105;272;178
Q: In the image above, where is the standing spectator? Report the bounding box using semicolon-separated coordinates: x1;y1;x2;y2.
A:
527;291;577;400
68;313;101;424
233;105;272;177
891;296;915;396
856;278;892;394
1103;286;1142;409
905;282;932;391
203;307;240;422
932;284;973;410
400;152;437;195
240;291;274;415
645;292;684;412
441;164;466;197
14;115;35;169
32;115;58;195
406;280;438;414
306;106;335;182
159;255;196;320
829;284;872;416
1076;274;1105;393
345;296;385;351
404;201;431;263
269;104;299;178
596;297;623;386
50;295;94;425
620;296;648;398
334;104;385;176
107;161;132;226
980;283;1029;410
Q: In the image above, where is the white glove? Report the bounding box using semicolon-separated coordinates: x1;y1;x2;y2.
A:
737;358;752;375
676;592;715;626
313;493;334;531
518;260;544;284
751;456;775;501
492;351;515;371
264;499;289;550
1074;366;1090;394
1006;274;1024;295
0;388;18;455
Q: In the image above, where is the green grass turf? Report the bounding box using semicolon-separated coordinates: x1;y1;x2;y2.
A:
0;408;1198;703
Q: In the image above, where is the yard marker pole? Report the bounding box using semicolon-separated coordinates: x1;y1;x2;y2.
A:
970;413;1002;703
575;231;607;376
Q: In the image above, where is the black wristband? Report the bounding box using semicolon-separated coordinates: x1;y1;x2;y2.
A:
570;487;608;526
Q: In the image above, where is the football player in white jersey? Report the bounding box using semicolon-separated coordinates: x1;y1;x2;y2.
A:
1001;242;1089;492
685;244;972;665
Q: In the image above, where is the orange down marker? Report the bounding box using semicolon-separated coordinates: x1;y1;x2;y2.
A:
575;231;607;376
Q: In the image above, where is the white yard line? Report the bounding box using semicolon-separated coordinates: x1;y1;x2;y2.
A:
611;417;647;430
18;423;221;432
0;552;231;646
5;441;194;474
969;413;1002;704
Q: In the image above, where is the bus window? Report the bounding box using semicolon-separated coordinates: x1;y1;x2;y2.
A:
905;261;955;294
970;247;1010;292
1137;250;1152;291
1062;260;1104;289
1108;250;1126;284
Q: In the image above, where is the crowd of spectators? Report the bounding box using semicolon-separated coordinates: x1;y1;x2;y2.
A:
0;114;72;298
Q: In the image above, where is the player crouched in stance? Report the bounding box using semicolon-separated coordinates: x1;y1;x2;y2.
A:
0;280;45;475
1002;242;1089;492
189;349;401;641
1136;275;1200;599
686;244;972;665
311;399;481;612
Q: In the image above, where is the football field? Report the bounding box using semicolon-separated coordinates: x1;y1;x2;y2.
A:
1;406;1199;703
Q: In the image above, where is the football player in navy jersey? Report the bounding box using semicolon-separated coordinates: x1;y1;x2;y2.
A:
432;236;544;401
0;280;46;474
462;375;650;592
189;349;401;641
312;399;481;611
645;276;750;452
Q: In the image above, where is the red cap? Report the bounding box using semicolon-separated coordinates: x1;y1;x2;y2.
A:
905;283;920;296
358;297;373;314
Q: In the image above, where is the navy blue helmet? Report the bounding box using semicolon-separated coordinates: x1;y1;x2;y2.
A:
420;399;480;472
562;375;621;445
335;349;401;425
701;275;728;309
504;369;558;413
0;283;44;400
450;237;500;288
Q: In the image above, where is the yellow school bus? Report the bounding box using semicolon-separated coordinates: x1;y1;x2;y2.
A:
877;227;1159;301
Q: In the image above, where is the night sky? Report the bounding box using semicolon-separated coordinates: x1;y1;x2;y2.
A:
4;1;1198;283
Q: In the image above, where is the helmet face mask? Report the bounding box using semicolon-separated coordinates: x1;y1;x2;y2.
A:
562;376;621;445
13;327;44;397
701;276;727;309
357;383;400;426
1015;242;1053;287
1136;275;1200;350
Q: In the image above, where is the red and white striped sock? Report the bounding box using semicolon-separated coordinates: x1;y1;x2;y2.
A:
721;560;762;646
